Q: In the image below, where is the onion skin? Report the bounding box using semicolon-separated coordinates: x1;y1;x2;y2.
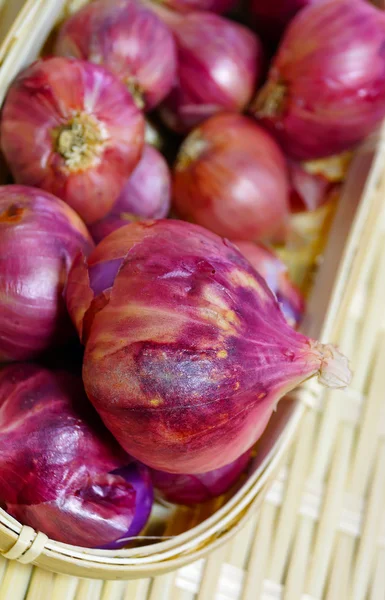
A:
66;219;351;473
152;8;262;133
54;0;177;111
0;364;153;548
173;113;290;242
150;449;251;504
249;0;316;45
252;0;385;160
90;145;171;244
1;57;144;224
234;242;304;328
0;185;93;362
152;0;236;14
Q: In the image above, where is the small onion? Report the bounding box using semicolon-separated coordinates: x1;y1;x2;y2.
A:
1;57;144;224
151;7;262;133
249;0;317;45
173;113;290;242
0;185;93;362
233;242;304;327
252;0;385;160
66;219;351;473
54;0;177;111
90;145;171;244
150;449;252;505
0;364;153;548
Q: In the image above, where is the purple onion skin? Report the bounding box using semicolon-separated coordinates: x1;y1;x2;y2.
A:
54;0;177;112
249;0;316;46
252;0;385;160
66;220;350;473
0;363;153;548
233;242;305;328
153;0;236;14
150;449;251;505
0;185;94;362
102;463;154;548
89;145;171;244
154;9;263;133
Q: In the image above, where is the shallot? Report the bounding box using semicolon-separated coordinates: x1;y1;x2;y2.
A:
55;0;177;111
66;219;351;473
0;364;153;548
1;57;144;224
0;185;93;362
252;0;385;159
173;113;290;242
90;145;171;243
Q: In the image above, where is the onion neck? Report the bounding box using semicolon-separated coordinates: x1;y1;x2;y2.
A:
54;112;108;171
175;131;208;171
126;78;145;110
253;79;287;118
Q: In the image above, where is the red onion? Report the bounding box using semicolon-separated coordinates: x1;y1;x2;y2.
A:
252;0;385;160
249;0;317;45
1;57;144;224
66;219;351;473
150;7;262;133
173;113;290;242
0;364;153;548
90;145;171;244
233;242;304;327
149;0;236;14
54;0;177;112
0;185;93;362
150;449;252;504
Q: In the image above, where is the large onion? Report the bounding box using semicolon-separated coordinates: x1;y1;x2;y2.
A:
252;0;385;160
54;0;177;111
90;145;171;244
1;57;144;224
0;364;153;548
150;6;262;133
173;113;290;242
0;185;93;362
66;219;351;473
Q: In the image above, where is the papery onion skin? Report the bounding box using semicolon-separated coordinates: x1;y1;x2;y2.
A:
0;364;153;548
152;0;236;14
0;185;93;362
54;0;177;111
152;8;262;133
90;145;171;244
233;242;304;328
66;219;351;473
1;57;144;224
173;113;290;242
150;449;251;504
252;0;385;160
249;0;316;46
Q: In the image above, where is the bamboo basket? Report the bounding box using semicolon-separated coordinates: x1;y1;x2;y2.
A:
0;0;384;586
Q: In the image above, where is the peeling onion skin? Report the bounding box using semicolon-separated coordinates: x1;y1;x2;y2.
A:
89;145;171;244
0;364;153;548
0;185;94;362
1;57;144;224
173;113;290;242
233;242;304;328
54;0;177;112
66;220;351;473
152;7;262;133
252;0;385;160
150;449;252;505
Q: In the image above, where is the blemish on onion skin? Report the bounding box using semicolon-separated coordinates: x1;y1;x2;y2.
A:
217;349;228;359
257;392;266;400
150;397;163;407
0;204;25;223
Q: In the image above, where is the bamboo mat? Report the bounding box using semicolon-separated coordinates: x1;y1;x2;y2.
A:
0;159;383;600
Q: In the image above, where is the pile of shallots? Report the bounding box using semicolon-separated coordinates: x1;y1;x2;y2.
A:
3;0;384;549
